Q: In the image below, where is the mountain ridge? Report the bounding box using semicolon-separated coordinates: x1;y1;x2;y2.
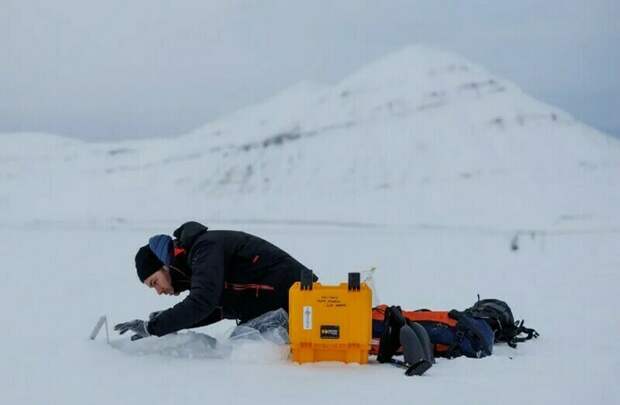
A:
1;46;618;228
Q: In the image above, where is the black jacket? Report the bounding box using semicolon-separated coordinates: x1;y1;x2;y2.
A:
147;221;317;337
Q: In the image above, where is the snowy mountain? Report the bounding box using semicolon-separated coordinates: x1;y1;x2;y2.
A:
1;45;618;229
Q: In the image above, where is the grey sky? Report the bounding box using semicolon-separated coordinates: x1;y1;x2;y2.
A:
2;1;619;141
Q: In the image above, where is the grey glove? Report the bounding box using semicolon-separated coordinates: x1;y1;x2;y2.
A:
114;319;151;341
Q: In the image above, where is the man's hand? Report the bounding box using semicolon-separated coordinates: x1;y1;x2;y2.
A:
114;319;151;341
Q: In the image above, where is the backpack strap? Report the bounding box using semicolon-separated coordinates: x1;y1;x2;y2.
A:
444;324;466;358
447;310;493;358
507;320;540;347
377;306;406;363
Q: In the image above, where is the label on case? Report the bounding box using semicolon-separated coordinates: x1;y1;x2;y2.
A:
303;306;312;330
320;325;340;339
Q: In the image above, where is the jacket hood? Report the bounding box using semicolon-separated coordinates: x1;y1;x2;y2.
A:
173;221;208;249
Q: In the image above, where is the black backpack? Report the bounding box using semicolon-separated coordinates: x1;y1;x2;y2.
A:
464;297;539;348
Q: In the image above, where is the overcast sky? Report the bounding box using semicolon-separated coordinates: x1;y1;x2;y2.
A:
2;0;619;141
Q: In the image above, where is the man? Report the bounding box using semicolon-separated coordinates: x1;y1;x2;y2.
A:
115;221;317;341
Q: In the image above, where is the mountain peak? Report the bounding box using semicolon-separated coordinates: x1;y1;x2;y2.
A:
337;45;483;91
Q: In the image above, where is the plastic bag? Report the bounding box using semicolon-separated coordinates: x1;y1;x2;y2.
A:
229;308;289;345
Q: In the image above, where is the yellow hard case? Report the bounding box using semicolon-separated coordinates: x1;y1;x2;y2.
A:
289;275;372;364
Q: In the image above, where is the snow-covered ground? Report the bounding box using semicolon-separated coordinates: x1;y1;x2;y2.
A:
2;223;618;404
1;46;619;403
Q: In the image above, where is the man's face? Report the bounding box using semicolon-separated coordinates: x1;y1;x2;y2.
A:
144;268;174;296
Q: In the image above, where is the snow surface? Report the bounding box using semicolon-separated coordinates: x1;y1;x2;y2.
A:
1;45;619;404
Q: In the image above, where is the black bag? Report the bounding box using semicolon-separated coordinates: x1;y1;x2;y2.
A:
464;297;539;348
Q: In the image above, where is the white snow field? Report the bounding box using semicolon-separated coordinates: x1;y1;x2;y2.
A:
1;46;619;404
